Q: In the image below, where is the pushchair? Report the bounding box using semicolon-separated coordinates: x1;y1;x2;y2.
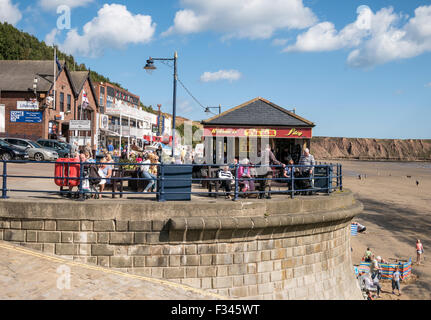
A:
294;171;314;195
83;164;101;199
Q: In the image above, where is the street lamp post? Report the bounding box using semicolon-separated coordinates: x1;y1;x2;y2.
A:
144;52;178;158
205;104;222;115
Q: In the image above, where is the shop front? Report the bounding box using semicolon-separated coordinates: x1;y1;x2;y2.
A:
201;97;315;164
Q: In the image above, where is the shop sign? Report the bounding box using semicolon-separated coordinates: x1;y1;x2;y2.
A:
70;120;91;130
244;129;277;137
17;100;39;110
99;114;109;130
10;111;43;123
204;127;312;139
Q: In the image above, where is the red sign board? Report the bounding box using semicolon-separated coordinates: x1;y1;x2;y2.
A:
203;127;312;139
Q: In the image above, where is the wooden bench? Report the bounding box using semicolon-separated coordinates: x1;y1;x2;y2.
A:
108;168;124;198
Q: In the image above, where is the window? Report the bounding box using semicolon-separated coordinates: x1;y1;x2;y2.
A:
100;87;105;106
67;94;71;112
52;90;56;110
60;92;64;112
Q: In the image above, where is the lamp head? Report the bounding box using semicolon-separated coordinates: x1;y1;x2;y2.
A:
144;58;156;73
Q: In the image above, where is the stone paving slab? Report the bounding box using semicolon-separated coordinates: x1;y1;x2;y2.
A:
0;241;224;300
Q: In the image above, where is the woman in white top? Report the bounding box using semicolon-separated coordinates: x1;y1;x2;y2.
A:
139;154;156;192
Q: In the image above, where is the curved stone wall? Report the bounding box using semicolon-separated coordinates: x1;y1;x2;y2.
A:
0;191;363;300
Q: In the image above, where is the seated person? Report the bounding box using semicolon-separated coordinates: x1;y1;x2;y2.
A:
283;159;297;189
98;158;112;196
218;166;234;199
138;154;157;193
352;221;366;233
238;158;255;194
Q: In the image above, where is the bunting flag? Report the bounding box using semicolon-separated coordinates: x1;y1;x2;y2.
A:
55;55;62;71
82;90;90;109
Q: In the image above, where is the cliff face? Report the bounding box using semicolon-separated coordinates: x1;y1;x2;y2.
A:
311;137;431;161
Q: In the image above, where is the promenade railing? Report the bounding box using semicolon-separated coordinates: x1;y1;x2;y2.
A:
0;160;343;201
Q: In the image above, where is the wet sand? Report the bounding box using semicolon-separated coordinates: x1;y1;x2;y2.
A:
336;160;431;300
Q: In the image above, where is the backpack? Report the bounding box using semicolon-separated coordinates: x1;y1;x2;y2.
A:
88;165;101;185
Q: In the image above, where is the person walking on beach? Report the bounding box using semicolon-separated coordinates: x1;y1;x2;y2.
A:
392;267;402;296
416;239;424;265
364;248;372;262
370;255;381;280
373;274;382;298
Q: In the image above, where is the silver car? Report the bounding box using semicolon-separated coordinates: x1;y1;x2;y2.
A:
1;138;59;161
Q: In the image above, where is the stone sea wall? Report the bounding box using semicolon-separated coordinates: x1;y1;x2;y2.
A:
0;191;363;300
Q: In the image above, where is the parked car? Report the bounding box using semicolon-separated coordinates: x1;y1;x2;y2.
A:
36;139;70;158
0;139;29;161
2;138;58;161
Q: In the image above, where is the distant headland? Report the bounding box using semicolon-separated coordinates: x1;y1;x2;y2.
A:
312;137;431;161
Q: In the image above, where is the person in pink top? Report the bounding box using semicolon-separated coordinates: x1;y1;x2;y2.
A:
238;158;255;195
416;239;424;265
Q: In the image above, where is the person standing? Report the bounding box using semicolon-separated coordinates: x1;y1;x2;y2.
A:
416;239;424;265
71;141;79;158
370;255;381;279
298;148;316;194
84;142;93;159
260;144;284;199
373;274;382;298
392;267;402;296
108;142;114;153
364;248;372;262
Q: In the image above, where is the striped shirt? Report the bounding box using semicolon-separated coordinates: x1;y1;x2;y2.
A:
298;154;315;172
218;170;234;180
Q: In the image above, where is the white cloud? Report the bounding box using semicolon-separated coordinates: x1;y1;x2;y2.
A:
45;28;60;46
56;4;156;57
284;5;372;52
284;5;431;68
272;38;289;46
425;82;431;88
0;0;22;25
39;0;93;10
178;99;194;113
163;0;317;40
200;70;242;83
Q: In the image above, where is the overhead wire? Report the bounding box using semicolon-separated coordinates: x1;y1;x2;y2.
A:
158;60;217;116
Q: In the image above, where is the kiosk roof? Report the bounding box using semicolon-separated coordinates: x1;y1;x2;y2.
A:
202;97;315;127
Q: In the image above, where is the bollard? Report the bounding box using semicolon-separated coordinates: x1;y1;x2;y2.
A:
290;164;294;199
340;165;343;191
234;163;239;201
158;163;166;202
1;161;9;199
77;160;85;201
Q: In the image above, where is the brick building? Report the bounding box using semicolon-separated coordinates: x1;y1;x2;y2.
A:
0;60;98;150
69;71;99;149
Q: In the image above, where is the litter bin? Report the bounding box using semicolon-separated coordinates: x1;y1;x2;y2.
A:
313;166;333;193
158;165;193;201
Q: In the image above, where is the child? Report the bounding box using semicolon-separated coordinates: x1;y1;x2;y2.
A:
416;239;424;265
392;267;402;296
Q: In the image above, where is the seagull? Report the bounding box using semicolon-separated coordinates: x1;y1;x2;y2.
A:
416;180;419;187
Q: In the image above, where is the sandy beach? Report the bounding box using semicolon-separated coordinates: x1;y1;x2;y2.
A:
335;160;431;300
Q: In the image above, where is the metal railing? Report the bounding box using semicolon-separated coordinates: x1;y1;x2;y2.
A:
0;160;343;201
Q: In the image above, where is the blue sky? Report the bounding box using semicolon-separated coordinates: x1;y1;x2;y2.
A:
2;0;431;139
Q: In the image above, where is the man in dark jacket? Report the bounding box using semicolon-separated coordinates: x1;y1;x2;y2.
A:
260;144;284;199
